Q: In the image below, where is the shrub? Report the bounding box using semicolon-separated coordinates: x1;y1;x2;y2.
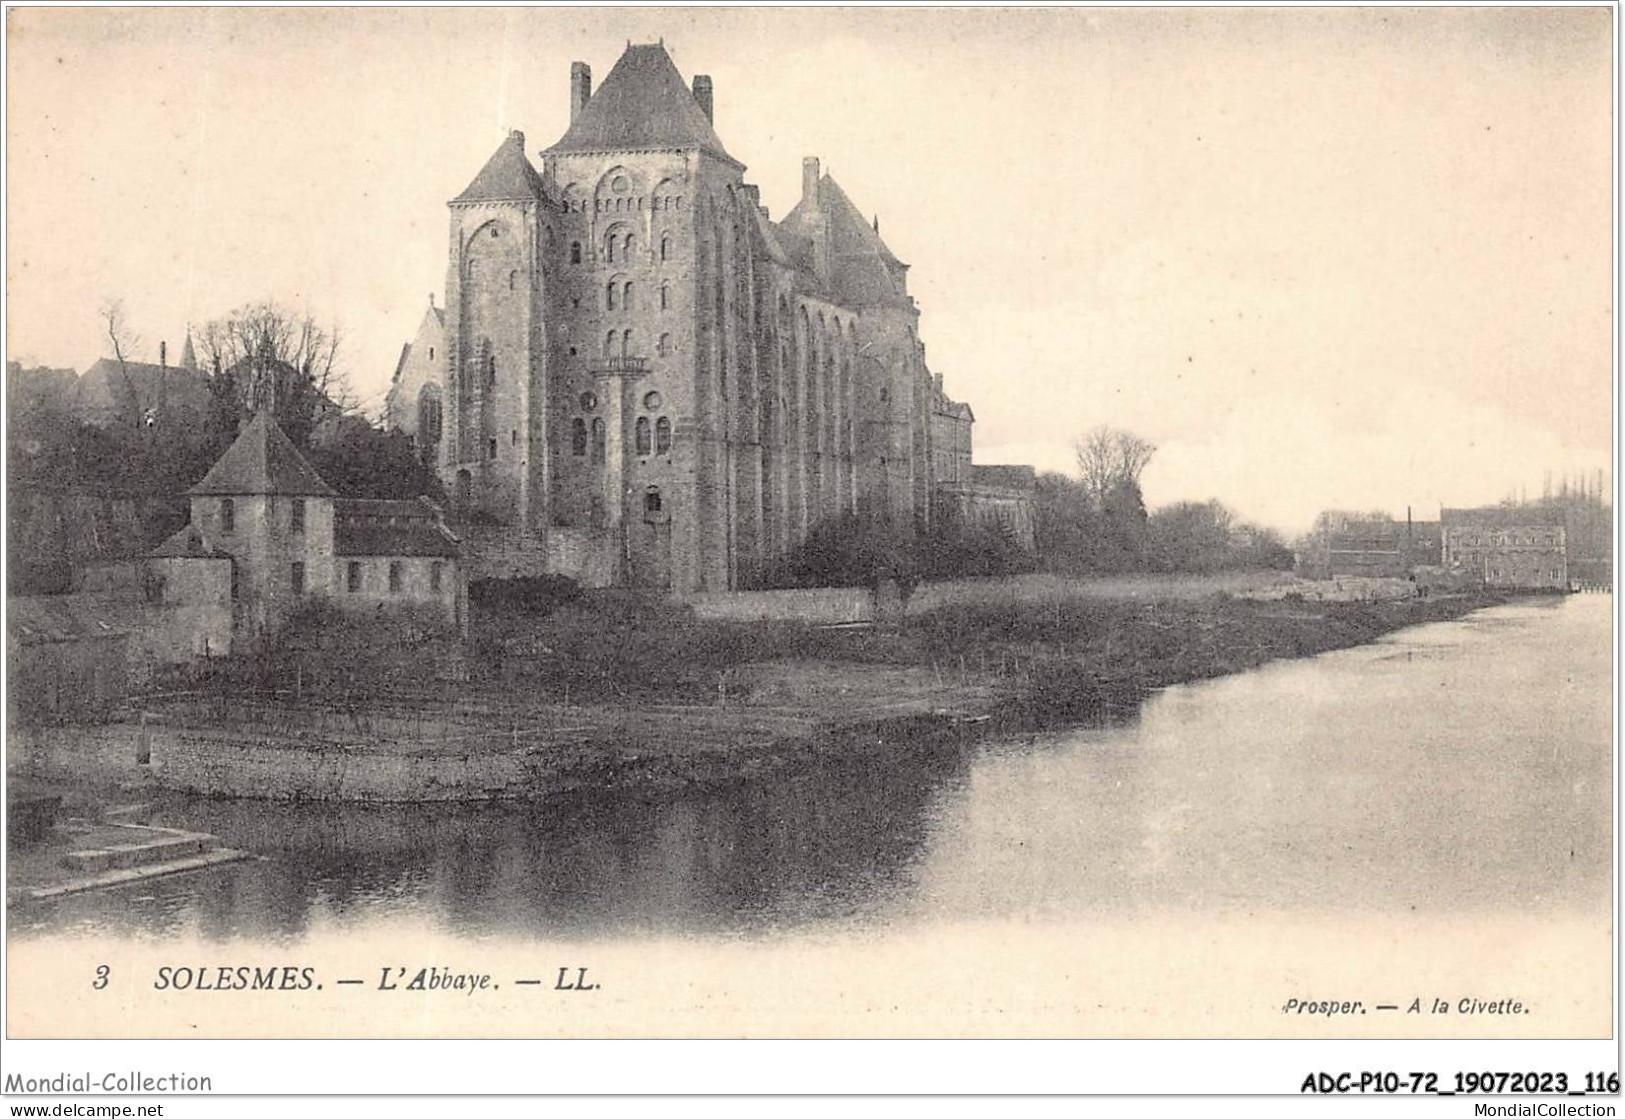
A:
469;574;582;615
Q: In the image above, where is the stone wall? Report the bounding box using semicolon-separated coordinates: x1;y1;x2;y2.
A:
685;586;873;624
11;723;539;802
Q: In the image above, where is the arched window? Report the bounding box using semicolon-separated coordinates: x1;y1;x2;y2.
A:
571;418;587;456
508;270;517;291
605;282;617;310
655;416;672;455
486;354;497;387
622;233;634;260
220;498;235;533
660;283;670;310
645;487;662;514
604;331;616;356
622;329;633;357
657;333;671;356
417;385;443;447
605;236;617;265
660;235;672;262
623;282;633;310
635;416;652;456
570;241;582;265
591;418;606;462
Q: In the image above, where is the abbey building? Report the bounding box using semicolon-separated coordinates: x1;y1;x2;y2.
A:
386;42;1033;595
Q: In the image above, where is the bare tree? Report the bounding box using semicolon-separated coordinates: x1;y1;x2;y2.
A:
198;301;350;445
1073;424;1156;508
99;298;146;430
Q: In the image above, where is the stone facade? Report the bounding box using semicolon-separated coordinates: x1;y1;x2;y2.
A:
387;42;1030;595
149;411;469;655
1440;506;1568;589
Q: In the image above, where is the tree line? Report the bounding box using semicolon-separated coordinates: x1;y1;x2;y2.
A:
1035;425;1292;576
9;300;439;593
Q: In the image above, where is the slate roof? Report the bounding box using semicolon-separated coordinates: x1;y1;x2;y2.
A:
148;523;233;560
187;411;337;497
779;173;912;308
77;359;213;421
1441;506;1566;528
334;497;459;558
968;464;1037;491
546;44;737;165
334;522;460;558
454;131;549;204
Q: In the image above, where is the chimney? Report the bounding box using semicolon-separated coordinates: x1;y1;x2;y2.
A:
802;157;821;208
509;129;525;149
692;75;713;123
570;62;592;122
428;292;436;310
159;340;167;368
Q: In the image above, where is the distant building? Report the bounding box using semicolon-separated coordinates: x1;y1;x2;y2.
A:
1440;506;1567;589
1302;513;1440;579
76;336;211;430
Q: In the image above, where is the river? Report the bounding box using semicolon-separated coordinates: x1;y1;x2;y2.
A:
9;594;1613;1038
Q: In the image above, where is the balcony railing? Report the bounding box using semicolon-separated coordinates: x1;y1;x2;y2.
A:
591;355;648;374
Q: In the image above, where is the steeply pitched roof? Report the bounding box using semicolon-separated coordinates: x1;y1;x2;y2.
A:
188;411;336;497
453;131;549;204
819;175;904;266
778;172;912;307
546;43;736;165
77;359;213;421
149;523;233;559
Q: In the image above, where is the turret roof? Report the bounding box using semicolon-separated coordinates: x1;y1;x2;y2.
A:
454;131;549;204
546;43;736;165
188;410;336;497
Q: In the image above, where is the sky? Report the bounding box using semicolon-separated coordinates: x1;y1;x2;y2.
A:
5;6;1615;533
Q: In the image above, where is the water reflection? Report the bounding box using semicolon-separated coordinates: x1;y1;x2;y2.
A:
12;596;1611;943
17;740;975;942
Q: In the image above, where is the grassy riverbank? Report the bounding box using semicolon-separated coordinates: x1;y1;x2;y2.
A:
466;584;1511;723
14;579;1518;803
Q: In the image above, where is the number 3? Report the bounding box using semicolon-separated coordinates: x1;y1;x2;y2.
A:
93;965;109;990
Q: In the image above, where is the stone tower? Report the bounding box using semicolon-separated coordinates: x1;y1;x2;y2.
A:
443;130;552;538
392;41;1018;596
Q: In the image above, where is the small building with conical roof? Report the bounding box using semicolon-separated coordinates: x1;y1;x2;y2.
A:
165;410;465;651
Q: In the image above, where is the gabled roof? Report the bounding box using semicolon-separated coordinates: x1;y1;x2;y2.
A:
77;358;213;421
391;342;412;385
453;131;549;204
778;172;912;307
546;43;736;165
188;411;336;497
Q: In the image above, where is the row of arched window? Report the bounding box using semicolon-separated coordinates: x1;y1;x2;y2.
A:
635;416;673;457
571;417;605;460
567;233;677;267
603;281;674;311
567;416;673;458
